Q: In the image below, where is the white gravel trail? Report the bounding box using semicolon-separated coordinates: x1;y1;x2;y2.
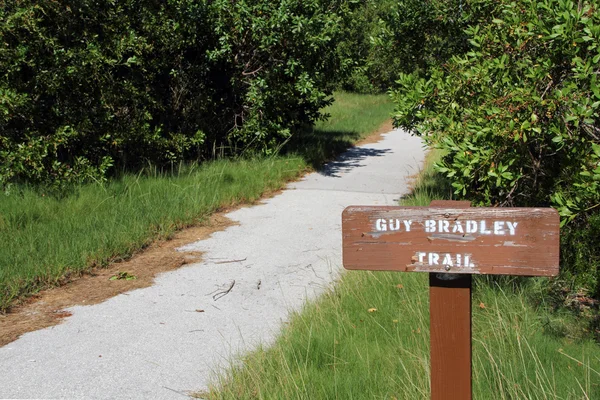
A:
0;128;425;399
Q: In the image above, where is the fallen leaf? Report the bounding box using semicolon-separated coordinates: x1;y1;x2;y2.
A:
396;284;404;289
109;271;137;281
368;308;377;313
195;309;205;313
479;302;486;309
392;319;398;323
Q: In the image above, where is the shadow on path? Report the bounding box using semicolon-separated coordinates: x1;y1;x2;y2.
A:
283;128;391;178
318;147;391;178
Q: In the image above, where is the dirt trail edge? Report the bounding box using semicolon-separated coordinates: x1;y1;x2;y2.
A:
0;214;234;347
0;128;425;399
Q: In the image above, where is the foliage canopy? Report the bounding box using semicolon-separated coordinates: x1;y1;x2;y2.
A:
392;0;600;296
0;0;355;190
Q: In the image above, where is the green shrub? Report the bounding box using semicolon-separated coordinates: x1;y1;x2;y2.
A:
0;1;214;189
558;212;600;299
207;0;353;153
392;0;600;296
393;0;600;215
0;0;354;189
338;0;470;93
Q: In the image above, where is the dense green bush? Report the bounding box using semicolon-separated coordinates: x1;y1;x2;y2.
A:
392;0;600;295
0;0;354;190
0;1;214;189
338;0;470;93
335;0;389;94
208;0;350;153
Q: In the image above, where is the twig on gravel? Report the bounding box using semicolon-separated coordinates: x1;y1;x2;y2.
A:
212;280;235;301
214;258;247;264
306;264;322;279
302;248;323;253
162;386;188;397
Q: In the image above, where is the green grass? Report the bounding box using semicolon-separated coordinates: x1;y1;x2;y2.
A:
204;150;600;399
0;91;393;312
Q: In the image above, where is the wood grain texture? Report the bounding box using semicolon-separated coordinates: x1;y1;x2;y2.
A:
342;206;560;276
429;200;472;400
430;273;472;400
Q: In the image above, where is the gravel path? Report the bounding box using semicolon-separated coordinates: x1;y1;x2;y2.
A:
0;128;425;399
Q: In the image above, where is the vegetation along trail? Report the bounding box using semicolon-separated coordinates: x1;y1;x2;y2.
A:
0;128;425;399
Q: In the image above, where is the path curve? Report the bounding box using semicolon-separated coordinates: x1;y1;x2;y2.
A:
0;128;425;399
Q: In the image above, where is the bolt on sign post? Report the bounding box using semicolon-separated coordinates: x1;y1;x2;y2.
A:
341;200;560;400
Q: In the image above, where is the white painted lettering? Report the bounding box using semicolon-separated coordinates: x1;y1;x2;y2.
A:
403;220;413;232
494;221;506;235
464;255;475;267
439;220;450;233
466;221;478;233
389;219;400;231
442;254;453;266
425;220;436;233
376;218;386;231
452;221;464;233
416;252;476;268
429;253;440;265
507;221;518;235
480;220;492;234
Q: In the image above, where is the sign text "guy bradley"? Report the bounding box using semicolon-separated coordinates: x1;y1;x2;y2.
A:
375;218;518;236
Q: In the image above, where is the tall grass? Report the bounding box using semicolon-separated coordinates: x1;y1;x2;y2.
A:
205;149;600;399
472;278;600;399
0;92;393;312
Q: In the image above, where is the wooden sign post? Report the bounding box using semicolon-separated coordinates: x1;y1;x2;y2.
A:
341;200;560;399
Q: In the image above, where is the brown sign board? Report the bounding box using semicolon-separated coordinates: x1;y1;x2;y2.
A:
342;206;560;276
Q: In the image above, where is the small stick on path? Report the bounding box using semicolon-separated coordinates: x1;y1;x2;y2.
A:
213;280;236;301
214;258;247;264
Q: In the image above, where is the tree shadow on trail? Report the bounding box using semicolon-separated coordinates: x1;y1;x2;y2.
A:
283;128;362;170
317;147;390;178
283;128;388;177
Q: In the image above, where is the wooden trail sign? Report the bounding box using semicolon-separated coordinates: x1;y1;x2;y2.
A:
341;200;560;400
342;205;560;276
